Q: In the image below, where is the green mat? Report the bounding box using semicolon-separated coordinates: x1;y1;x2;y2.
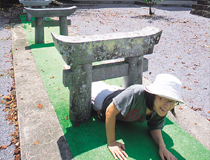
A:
20;15;210;160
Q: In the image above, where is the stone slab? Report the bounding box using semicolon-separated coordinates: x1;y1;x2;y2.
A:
24;6;77;17
20;0;51;7
31;19;71;27
51;26;162;66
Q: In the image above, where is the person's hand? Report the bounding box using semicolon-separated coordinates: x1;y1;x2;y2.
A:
108;141;128;160
159;145;177;160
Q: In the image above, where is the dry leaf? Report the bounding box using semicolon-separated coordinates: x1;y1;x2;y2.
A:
14;155;20;160
3;96;11;101
195;123;197;125
34;141;39;145
57;87;60;90
194;81;198;83
5;101;12;105
14;147;20;155
38;103;43;109
207;111;210;113
0;145;7;149
179;107;183;110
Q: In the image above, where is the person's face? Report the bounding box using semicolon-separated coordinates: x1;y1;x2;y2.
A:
154;95;178;117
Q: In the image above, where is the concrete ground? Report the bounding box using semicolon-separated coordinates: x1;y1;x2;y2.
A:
9;2;210;160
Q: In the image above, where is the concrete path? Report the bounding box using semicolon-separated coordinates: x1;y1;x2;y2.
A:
11;16;72;160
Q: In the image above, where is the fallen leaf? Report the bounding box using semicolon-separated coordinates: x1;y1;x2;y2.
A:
14;155;20;160
0;145;7;149
14;147;20;155
194;81;198;83
179;107;183;110
57;87;60;90
5;101;12;105
1;100;4;103
50;76;54;79
0;94;3;97
195;123;197;125
3;108;8;112
208;111;210;113
3;96;11;101
34;141;39;145
38;103;43;109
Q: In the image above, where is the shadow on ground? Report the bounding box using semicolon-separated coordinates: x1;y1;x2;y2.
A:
64;112;185;160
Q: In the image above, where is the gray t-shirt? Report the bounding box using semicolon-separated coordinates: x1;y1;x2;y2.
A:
102;84;166;130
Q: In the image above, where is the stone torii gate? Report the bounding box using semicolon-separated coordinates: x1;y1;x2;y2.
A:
51;26;162;123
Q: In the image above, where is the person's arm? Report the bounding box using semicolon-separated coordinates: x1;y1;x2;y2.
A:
150;130;177;160
106;102;128;160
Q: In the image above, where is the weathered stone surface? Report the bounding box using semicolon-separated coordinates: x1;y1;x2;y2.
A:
19;0;52;7
52;26;162;66
24;6;77;17
31;19;71;27
52;26;162;123
20;0;52;21
190;0;210;18
25;6;77;43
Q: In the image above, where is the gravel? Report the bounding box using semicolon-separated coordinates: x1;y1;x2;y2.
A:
67;4;210;119
0;6;22;160
0;13;15;160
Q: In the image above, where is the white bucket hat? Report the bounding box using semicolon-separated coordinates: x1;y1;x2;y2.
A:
145;74;184;103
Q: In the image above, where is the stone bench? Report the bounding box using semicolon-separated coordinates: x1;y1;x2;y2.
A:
51;26;162;123
25;6;77;44
19;0;52;21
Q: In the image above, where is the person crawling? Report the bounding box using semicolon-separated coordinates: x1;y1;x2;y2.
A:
91;74;183;160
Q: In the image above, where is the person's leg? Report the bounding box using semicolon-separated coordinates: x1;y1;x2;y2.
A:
91;81;122;111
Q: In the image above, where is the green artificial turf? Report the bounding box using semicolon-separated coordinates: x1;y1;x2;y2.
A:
20;15;210;160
